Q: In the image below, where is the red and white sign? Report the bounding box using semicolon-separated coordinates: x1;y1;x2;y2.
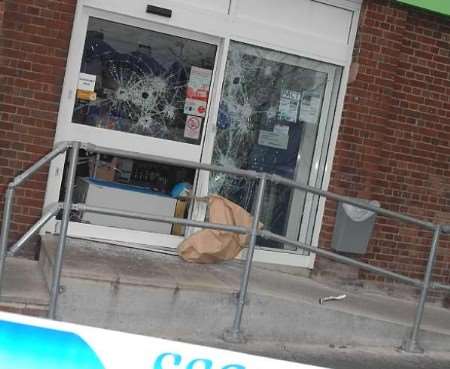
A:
184;67;212;117
184;115;202;139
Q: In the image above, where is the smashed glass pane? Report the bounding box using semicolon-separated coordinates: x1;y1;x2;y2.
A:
210;41;329;248
72;18;216;144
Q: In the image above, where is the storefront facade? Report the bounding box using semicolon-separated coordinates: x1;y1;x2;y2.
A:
1;0;449;293
38;0;361;268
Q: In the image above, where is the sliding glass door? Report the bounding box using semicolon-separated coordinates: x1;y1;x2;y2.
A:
208;41;342;265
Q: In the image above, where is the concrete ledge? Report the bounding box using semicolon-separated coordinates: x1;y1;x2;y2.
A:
40;235;450;352
0;257;49;306
0;257;49;317
0;301;48;318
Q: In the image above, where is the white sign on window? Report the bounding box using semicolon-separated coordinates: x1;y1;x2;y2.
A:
279;89;302;122
299;92;322;124
184;115;202;139
258;129;289;150
184;67;212;117
78;73;97;92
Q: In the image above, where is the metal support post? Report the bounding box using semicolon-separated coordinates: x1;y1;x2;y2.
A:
0;186;15;299
401;225;441;353
224;175;266;343
48;142;80;319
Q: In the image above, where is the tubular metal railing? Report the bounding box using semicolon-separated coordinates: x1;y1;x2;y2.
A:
1;141;450;353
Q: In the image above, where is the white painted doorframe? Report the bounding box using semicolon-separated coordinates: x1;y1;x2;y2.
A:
193;36;341;268
41;0;361;269
42;6;224;248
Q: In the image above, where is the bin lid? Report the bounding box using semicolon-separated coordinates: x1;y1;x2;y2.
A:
343;200;380;222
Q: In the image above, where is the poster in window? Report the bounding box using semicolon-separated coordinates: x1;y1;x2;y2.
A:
299;92;322;124
279;89;302;123
184;67;212;117
184;115;202;139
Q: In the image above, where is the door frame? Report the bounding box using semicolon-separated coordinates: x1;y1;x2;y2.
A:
42;0;361;269
42;5;224;248
193;36;341;268
54;6;222;162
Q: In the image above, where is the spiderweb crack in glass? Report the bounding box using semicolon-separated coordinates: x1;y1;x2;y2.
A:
210;42;329;248
210;43;326;201
72;18;216;144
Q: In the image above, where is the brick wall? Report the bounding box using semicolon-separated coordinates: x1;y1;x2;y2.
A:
0;0;76;254
0;2;5;28
317;0;450;298
0;0;449;297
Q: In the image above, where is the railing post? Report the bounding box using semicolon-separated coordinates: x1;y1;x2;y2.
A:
224;174;266;343
0;186;15;299
48;142;80;320
401;224;441;353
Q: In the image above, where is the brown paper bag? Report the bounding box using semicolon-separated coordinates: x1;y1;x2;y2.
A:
178;195;258;263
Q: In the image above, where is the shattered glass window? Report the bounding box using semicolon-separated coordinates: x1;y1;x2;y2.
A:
72;18;217;144
210;41;331;249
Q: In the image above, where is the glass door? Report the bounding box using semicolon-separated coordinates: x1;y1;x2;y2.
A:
72;16;218;159
46;9;222;248
208;41;341;266
45;8;342;260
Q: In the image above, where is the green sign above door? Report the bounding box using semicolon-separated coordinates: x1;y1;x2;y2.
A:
397;0;450;16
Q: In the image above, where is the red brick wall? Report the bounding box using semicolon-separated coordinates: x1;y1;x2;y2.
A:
0;0;449;296
318;0;450;294
0;0;76;253
0;2;5;28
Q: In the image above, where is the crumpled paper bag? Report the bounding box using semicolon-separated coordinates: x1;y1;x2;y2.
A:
178;195;260;263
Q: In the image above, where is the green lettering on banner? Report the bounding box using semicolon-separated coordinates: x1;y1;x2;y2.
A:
396;0;450;16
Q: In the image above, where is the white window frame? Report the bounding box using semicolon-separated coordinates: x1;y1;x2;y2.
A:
42;0;361;269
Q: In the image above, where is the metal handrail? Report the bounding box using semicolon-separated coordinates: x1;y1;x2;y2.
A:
7;204;62;256
0;140;449;354
260;230;424;288
75;203;250;235
0;142;72;295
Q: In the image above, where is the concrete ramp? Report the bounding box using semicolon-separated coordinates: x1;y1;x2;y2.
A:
32;235;450;352
0;257;49;317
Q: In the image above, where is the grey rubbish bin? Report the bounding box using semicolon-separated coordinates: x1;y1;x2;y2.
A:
331;199;380;254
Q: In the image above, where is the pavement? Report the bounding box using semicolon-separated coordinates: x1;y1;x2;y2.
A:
2;235;450;367
0;257;49;317
183;339;450;369
278;345;450;369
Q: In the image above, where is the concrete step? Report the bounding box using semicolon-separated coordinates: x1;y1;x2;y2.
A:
0;257;49;317
39;235;450;352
